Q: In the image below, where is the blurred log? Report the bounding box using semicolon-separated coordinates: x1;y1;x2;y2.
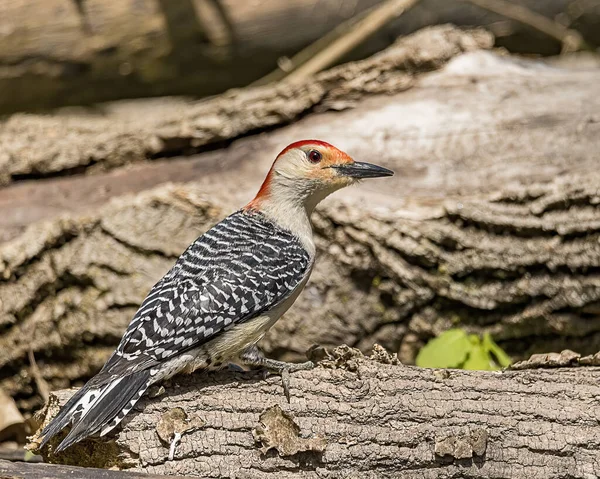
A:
29;348;600;477
0;0;598;113
0;26;490;186
0;0;392;114
1;26;600;415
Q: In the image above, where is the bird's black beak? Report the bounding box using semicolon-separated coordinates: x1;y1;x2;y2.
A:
331;161;394;179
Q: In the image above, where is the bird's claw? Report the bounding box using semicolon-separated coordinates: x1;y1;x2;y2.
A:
286;360;315;373
276;361;315;403
239;346;315;402
256;361;315;402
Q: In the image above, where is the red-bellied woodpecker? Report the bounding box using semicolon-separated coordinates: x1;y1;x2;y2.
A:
39;140;394;452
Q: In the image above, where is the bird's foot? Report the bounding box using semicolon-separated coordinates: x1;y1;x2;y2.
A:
239;346;314;402
278;361;314;402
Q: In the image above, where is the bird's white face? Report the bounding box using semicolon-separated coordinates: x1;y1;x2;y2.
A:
247;140;393;212
272;142;357;196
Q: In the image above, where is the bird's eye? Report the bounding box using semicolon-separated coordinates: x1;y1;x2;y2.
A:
307;150;322;163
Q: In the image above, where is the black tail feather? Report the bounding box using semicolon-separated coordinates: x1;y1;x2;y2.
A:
39;369;151;453
39;384;90;449
54;369;150;452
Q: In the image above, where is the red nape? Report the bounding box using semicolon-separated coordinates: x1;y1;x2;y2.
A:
244;140;337;212
244;169;273;211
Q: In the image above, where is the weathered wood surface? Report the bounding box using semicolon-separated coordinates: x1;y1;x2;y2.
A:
1;26;600;416
1;0;598;113
29;348;600;478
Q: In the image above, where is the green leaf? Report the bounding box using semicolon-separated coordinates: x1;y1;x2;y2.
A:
482;333;512;368
416;329;471;368
463;344;495;371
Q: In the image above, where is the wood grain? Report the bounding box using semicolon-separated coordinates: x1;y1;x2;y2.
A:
30;348;600;478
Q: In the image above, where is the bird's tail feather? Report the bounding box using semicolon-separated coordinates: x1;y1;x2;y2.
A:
39;369;151;453
38;384;95;449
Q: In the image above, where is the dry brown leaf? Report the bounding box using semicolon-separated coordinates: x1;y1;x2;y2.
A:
253;405;326;456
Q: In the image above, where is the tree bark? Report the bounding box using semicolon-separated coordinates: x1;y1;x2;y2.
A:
1;25;600;416
28;347;600;478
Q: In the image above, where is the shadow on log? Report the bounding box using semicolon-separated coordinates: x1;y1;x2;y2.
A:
0;458;193;478
26;346;600;477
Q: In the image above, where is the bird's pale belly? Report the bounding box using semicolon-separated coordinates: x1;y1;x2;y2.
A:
178;268;312;375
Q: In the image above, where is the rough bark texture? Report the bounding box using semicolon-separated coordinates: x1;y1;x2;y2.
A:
1;0;598;113
29;347;600;478
1;25;600;416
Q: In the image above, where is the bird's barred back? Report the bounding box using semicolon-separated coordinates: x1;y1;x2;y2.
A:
110;209;312;371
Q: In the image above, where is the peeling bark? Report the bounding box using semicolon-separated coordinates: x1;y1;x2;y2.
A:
29;347;600;478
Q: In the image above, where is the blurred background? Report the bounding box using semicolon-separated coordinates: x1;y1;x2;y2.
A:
1;0;600;463
1;0;599;113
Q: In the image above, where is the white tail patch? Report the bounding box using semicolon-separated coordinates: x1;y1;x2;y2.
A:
70;378;123;425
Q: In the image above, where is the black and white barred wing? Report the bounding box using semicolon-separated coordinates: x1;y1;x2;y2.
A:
115;210;312;368
40;211;311;451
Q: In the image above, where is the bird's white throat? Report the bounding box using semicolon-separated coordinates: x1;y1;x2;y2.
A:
256;176;342;257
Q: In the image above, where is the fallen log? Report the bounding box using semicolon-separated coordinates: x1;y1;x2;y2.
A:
28;346;600;478
0;0;384;114
0;26;492;186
